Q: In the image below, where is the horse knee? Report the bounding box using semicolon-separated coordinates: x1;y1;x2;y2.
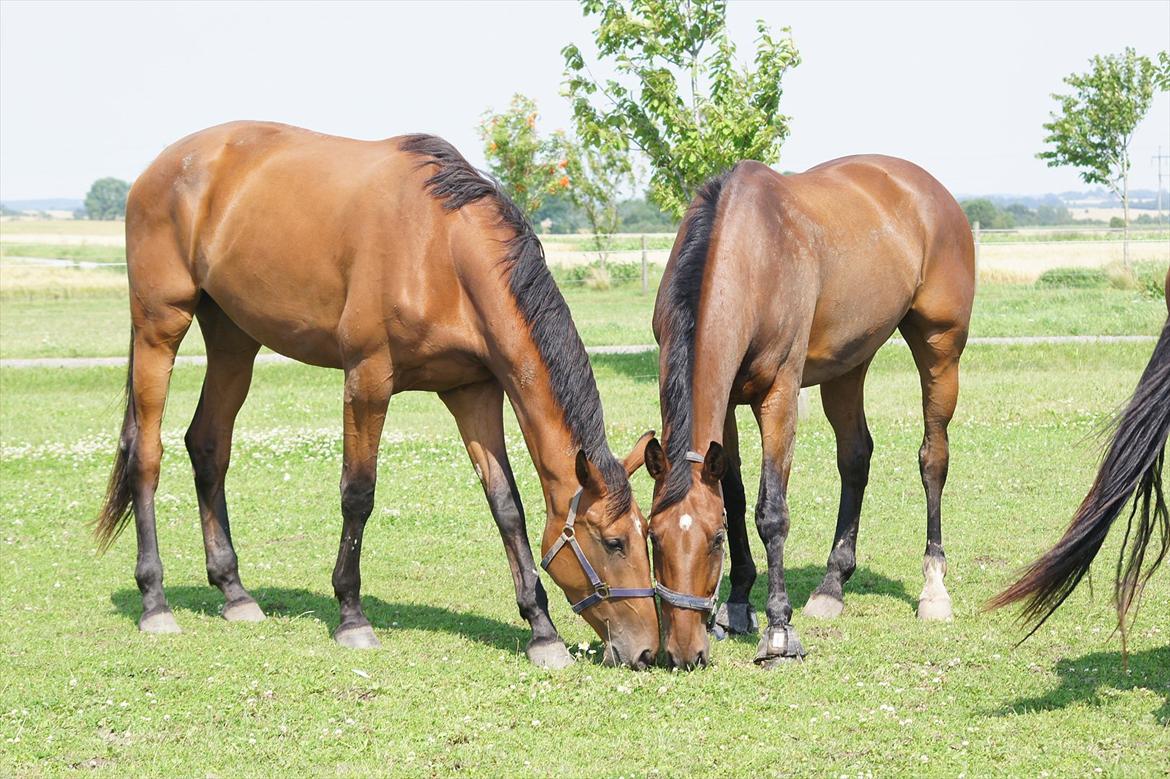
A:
340;472;376;521
755;501;789;542
837;436;872;486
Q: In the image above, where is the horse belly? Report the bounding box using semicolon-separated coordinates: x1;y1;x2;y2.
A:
801;255;917;386
200;247;349;369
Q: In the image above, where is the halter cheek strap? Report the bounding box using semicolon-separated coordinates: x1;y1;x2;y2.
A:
652;449;726;614
540;489;656;614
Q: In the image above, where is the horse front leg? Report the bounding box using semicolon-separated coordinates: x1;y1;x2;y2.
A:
332;353;393;649
751;372;807;667
441;380;572;669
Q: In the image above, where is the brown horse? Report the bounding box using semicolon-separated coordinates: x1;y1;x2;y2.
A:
93;121;659;669
989;268;1169;659
644;157;975;669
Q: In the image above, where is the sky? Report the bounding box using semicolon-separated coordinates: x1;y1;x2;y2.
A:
1;0;1168;201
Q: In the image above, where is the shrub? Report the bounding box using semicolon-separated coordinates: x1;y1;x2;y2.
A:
1035;267;1109;288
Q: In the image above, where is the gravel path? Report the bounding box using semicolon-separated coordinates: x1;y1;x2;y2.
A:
0;335;1157;370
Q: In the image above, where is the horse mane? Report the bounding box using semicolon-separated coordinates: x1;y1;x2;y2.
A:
655;170;731;512
398;134;631;517
988;316;1170;654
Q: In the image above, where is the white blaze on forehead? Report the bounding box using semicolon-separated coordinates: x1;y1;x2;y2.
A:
631;517;642;536
678;514;694;532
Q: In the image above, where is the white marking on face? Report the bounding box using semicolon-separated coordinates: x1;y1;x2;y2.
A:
631;518;642;537
679;514;693;532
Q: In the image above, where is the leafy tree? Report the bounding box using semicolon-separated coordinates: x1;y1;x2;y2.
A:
617;195;677;232
563;0;800;218
961;198;1013;229
1037;48;1170;264
83;177;131;220
478;95;569;217
559;133;634;264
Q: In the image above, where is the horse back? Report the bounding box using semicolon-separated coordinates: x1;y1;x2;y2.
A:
126;122;489;380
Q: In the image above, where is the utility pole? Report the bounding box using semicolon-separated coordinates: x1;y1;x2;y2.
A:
1154;147;1168;229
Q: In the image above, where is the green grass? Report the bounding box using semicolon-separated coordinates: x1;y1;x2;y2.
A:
1;340;1167;775
2;276;1165;360
0;219;124;236
0;243;126;263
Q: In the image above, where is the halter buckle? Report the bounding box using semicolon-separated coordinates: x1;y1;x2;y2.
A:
593;581;611;599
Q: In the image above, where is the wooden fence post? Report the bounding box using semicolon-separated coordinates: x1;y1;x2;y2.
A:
973;220;981;276
641;234;648;295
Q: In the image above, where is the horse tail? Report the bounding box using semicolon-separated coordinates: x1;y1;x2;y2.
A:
988;317;1170;647
94;333;137;552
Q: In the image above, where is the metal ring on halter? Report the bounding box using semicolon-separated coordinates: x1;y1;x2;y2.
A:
540;488;656;614
651;449;727;614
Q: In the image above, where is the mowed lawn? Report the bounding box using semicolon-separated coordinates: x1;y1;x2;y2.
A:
2;304;1169;775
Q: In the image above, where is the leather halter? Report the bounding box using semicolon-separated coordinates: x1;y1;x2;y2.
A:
540;488;656;614
651;450;726;614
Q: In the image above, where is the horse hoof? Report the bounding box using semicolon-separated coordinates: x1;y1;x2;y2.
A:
526;640;574;670
758;654;803;670
139;610;181;634
803;593;844;619
714;602;758;635
918;597;953;621
334;625;381;649
753;624;806;666
223;599;266;623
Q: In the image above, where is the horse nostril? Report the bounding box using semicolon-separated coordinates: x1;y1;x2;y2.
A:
694;649;708;668
633;649;655;671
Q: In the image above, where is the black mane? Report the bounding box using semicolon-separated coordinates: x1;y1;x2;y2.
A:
655;171;730;512
399;134;631;517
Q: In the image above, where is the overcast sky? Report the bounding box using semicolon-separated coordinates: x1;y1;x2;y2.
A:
1;0;1168;201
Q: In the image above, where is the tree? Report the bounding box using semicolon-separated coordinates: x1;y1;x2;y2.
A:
478;95;569;217
559;133;634;265
961;198;1013;229
563;0;800;218
83;177;131;220
1037;48;1170;265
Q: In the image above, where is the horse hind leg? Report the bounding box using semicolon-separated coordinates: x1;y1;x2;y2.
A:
184;297;263;622
804;358;874;619
899;311;967;621
124;249;198;633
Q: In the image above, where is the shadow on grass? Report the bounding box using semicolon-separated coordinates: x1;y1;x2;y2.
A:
713;564;919;644
999;645;1169;724
110;585;533;653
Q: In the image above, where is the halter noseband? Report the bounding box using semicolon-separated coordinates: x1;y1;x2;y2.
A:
652;450;726;614
540;488;656;614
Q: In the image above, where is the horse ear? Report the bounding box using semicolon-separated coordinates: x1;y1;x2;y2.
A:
575;449;604;492
644;437;668;482
622;430;656;476
701;441;727;484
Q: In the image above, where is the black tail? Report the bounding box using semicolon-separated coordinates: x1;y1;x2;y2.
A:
988;317;1170;646
94;334;137;552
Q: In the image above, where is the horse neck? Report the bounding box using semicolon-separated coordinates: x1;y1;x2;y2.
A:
462;234;596;522
663;285;750;461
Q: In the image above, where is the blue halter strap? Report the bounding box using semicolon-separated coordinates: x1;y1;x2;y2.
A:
540;488;656;614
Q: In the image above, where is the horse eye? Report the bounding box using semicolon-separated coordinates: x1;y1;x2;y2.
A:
712;530;726;550
603;537;626;554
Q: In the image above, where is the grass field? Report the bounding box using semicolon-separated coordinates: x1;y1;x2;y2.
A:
2;259;1168;775
2;337;1168;775
0;265;1166;360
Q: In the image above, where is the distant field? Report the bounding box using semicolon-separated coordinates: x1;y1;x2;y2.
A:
0;263;1165;360
0;218;124;238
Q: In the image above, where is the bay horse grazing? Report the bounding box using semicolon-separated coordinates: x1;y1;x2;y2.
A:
644;158;975;669
93;121;659;669
989;268;1169;658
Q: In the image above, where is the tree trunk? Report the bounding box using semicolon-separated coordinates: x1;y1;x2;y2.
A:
1123;169;1130;269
